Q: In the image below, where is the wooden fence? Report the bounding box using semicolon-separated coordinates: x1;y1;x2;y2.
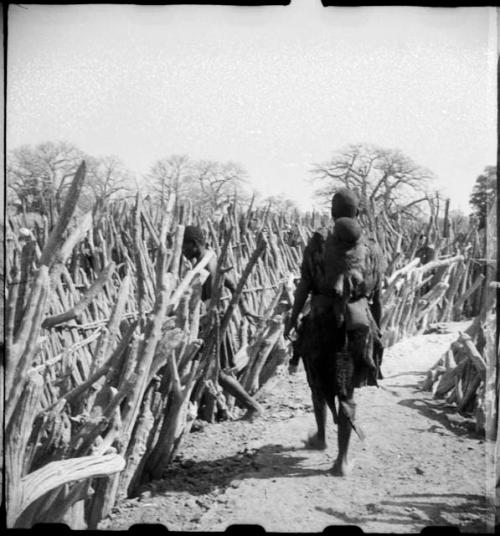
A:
4;162;490;528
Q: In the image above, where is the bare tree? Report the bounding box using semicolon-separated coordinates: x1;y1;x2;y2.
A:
190;159;249;216
145;154;194;209
81;155;134;211
260;194;299;214
311;143;436;233
7;141;85;214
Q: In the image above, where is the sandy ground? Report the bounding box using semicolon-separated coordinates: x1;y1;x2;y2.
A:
100;322;494;533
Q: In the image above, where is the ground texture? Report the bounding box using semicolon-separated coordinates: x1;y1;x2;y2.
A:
100;323;494;533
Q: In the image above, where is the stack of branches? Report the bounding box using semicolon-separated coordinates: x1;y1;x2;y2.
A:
5;164;304;529
381;254;466;346
380;217;488;347
158;197;306;422
6;163;130;529
420;193;496;442
374;191;487;330
420;290;496;435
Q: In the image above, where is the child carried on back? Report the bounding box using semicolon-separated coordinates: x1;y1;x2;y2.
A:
324;217;380;388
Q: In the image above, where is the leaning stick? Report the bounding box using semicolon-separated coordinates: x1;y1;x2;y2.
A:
39;162;87;268
41;262;116;329
415;254;464;277
219;234;267;337
50;211;93;279
30;328;102;374
453;274;485;317
167;249;215;313
6;267;50;421
458;332;487;379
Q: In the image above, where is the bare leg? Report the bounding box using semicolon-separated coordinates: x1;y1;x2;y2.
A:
331;397;355;476
304;390;327;450
303;355;328;449
218;371;263;420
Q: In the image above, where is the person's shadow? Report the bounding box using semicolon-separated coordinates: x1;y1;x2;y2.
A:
139;443;329;498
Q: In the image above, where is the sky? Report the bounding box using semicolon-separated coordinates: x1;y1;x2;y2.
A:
7;2;498;213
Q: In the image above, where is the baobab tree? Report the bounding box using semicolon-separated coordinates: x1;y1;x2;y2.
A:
311;143;438;250
261;194;299;215
145;154;194;210
311;144;440;260
191;159;249;216
146;156;249;219
7;141;85;215
80;155;134;211
7;142;135;219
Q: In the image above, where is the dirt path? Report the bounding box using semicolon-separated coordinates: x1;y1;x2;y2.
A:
100;323;493;533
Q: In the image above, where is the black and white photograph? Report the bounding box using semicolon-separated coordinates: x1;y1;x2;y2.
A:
4;2;499;532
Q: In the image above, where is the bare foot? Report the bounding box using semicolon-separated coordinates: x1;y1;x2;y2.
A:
303;433;327;450
330;458;355;477
241;407;264;422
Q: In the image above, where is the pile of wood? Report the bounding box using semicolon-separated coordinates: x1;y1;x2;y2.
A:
422;331;486;431
420;291;495;434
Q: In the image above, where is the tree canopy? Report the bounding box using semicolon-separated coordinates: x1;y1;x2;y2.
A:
8;141;85;214
311;143;436;231
469;165;496;230
7;141;134;215
145;155;250;218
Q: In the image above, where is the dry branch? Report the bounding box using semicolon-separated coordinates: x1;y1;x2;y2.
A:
10;454;125;527
39;162;87;268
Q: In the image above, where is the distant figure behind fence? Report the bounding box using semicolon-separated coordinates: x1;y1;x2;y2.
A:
182;225;264;421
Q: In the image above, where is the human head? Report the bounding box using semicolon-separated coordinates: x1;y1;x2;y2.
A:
182;225;205;260
18;227;33;242
332;217;362;246
331;188;360;220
